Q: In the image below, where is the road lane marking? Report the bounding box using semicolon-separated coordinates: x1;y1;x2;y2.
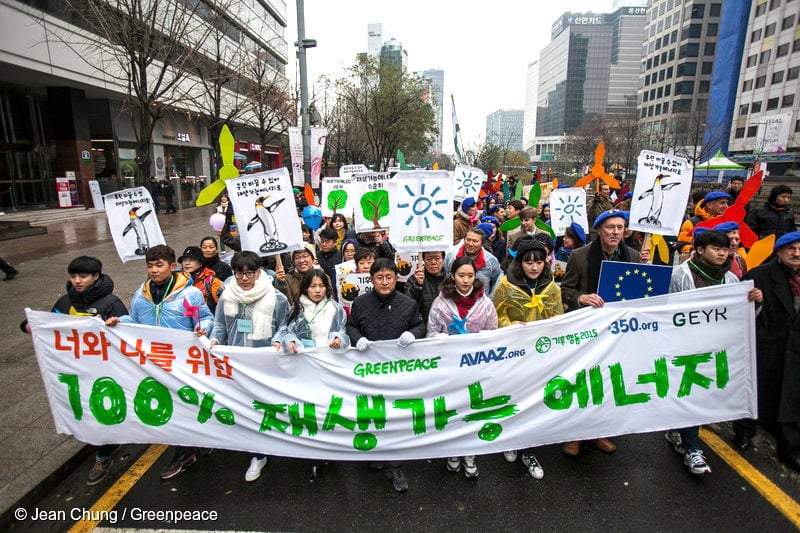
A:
67;444;168;533
700;427;800;527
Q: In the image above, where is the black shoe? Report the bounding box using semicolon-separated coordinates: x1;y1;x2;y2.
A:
308;465;320;484
3;270;18;281
384;466;408;492
733;432;751;451
86;458;113;486
160;452;197;480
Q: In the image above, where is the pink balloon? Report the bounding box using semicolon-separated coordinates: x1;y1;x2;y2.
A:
209;213;226;232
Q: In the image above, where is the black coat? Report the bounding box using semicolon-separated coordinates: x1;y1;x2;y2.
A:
405;270;446;323
745;203;796;239
346;290;425;343
744;259;799;422
204;255;233;281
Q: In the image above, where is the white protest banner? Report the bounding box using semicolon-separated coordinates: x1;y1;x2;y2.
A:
629;151;692;235
310;127;327;188
337;271;373;309
226;168;303;256
757;111;794;153
351;172;395;233
395;251;419;283
453;164;484;202
29;283;756;461
321;177;355;218
288;126;304;187
388;171;453;252
104;187;165;262
549;187;589;237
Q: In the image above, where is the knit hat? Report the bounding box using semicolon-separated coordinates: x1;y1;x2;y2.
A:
516;237;547;257
592;209;629;229
567;222;587;245
713;221;739;233
703;191;732;203
178;246;204;263
774;231;800;251
461;197;476;211
475;223;494;239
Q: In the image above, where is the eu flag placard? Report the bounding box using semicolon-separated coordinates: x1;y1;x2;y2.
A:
597;261;673;303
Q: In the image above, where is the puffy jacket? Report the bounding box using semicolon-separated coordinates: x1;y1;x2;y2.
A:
669;261;738;293
746;203;796;239
427;291;498;336
53;274;128;318
189;267;223;315
677;200;715;253
121;272;214;333
493;274;564;327
404;270;447;322
274;297;350;350
346;290;425;343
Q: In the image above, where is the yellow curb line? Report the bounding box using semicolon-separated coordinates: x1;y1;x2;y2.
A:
700;427;800;527
67;444;168;533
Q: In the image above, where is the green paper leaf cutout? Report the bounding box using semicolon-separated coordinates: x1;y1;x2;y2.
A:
499;218;521;232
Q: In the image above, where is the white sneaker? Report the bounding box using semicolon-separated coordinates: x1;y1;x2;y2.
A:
463;455;478;478
446;457;461;472
684;450;711;475
521;453;544;479
503;450;518;463
245;456;267;482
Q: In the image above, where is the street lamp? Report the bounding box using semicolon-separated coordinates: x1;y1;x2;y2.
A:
295;0;316;187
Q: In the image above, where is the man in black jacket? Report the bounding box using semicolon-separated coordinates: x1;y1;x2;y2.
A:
405;250;447;323
346;258;426;492
22;256;128;486
746;185;795;239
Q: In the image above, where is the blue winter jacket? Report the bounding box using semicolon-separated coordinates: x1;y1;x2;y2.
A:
120;272;214;333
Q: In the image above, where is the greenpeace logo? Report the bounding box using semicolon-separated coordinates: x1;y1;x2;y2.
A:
459;346;526;367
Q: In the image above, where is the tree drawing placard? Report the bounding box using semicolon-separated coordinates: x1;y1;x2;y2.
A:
227;168;303;256
629;151;692;235
104;186;166;263
388;170;453;252
453;164;486;202
549;187;589;237
351;172;395;233
321;177;354;218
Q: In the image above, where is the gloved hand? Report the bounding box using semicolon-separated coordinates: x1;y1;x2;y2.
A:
397;331;415;347
356;337;371;351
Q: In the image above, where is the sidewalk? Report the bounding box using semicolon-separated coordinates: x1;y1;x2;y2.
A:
0;206;216;516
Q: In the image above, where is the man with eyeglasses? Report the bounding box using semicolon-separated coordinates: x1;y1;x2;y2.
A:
347;258;426;492
559;209;649;457
405;250;447;323
276;245;317;303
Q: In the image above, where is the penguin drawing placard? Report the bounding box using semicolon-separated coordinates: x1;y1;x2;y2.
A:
104;186;166;262
227;168;303;257
628;151;692;236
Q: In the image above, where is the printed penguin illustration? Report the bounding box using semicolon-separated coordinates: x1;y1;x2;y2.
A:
122;206;153;255
637;174;681;226
247;195;288;253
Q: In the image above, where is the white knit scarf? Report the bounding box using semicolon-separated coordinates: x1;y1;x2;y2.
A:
221;272;276;340
299;295;338;347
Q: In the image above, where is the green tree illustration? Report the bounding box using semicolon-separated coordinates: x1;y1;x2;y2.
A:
328;190;348;216
360;190;389;229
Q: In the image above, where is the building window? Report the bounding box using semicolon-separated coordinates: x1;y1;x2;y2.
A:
677;62;697;76
710;3;722;17
783;14;796;30
672;29;679;44
773;70;785;84
743;79;754;91
645;74;651;85
755;75;767;88
699;80;710;93
669;48;676;61
751;28;762;42
691;4;705;18
704;42;716;56
651;89;657;99
752;100;762;112
777;43;790;57
679;43;699;58
783;94;795;107
641;108;647;118
755;3;767;16
767;97;780;110
654;55;660;67
648;105;654;117
765;23;776;38
747;126;758;137
647;58;653;69
675;81;695;94
796;120;800;133
739;104;750;116
643;91;649;102
746;54;758;67
655;103;662;115
660;69;666;81
661;52;668;63
663;101;669;113
665;85;672;96
682;24;703;40
770;0;781;10
707;23;718;37
788;66;800;80
760;50;772;64
674;100;692;113
794;38;800;52
735;127;745;139
657;86;663;98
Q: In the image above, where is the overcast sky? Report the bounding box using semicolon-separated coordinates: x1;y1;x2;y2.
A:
286;0;616;152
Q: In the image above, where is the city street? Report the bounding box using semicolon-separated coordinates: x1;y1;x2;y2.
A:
1;207;800;531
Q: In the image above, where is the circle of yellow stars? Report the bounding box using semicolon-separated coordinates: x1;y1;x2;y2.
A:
616;268;654;301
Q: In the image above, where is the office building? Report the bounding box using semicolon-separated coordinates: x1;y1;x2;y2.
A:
523;61;539;156
0;0;289;210
380;38;408;74
486;109;524;151
368;23;389;59
415;69;445;155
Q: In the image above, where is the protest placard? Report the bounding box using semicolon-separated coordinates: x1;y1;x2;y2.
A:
104;187;165;262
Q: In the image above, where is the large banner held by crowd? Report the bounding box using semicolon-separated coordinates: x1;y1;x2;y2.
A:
104;187;166;262
29;283;756;461
628;151;692;235
388;171;453;252
226;169;303;257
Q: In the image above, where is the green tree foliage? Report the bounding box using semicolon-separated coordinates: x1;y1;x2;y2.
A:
328;190;348;215
360;190;389;228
